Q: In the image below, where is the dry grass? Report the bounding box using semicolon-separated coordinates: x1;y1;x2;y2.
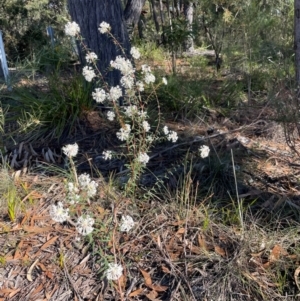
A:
1;64;300;301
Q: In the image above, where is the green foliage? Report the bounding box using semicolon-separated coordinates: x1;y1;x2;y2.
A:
4;72;94;142
0;0;68;62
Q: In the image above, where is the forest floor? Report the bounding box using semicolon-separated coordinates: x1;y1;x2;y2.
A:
1;60;300;301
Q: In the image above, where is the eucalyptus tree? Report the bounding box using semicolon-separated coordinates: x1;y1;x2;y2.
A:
295;0;300;87
67;0;131;87
124;0;146;38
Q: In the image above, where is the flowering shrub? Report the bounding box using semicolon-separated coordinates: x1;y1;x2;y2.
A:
64;20;179;193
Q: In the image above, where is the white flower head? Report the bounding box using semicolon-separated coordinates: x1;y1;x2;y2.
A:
120;75;134;89
107;111;116;121
76;215;95;236
103;150;112;160
82;66;96;82
78;173;91;188
124;105;138;117
162;77;168;85
85;52;98;63
163;126;169;135
130;46;141;60
106;263;123;281
110;56;134;76
65;21;80;37
167;131;178;143
86;180;98;198
136;81;144;92
142;120;150;132
109;85;122;101
99;21;111;34
199;145;210;158
138;110;147;118
116;124;131;141
120;215;135;232
144;73;156;84
138;152;150;165
92;88;107;103
62;143;79;158
50;202;69;223
141;64;151;74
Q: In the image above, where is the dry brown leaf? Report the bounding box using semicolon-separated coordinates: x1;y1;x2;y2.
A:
161;265;171;274
214;245;226;257
129;288;144;297
150;285;168;292
198;234;209;251
146;290;159;301
8;288;20;298
176;228;185;236
40;236;58;251
140;269;152;287
269;244;288;262
189;244;202;255
23;225;52;233
14;240;24;259
31;283;44;296
37;262;47;271
46;270;54;279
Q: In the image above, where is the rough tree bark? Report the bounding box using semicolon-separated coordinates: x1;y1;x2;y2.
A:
150;0;160;34
184;1;194;52
67;0;131;87
295;0;300;88
124;0;146;38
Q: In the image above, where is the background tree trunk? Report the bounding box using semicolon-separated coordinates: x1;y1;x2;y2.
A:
124;0;146;38
295;0;300;88
184;1;194;52
67;0;131;87
150;0;160;34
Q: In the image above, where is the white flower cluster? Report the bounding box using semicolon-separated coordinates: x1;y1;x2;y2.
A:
199;145;210;158
141;64;156;84
162;77;168;85
82;66;96;82
76;215;95;236
138;152;150;165
66;182;80;204
124;105;138;117
109;85;122;101
99;21;111;34
50;202;69;223
163;126;178;143
110;56;135;77
142;120;150;132
107;111;115;121
65;173;98;205
110;56;135;90
103;150;113;160
65;21;80;37
136;80;144;92
62;143;79;158
120;215;135;232
116;124;131;141
78;173;98;199
85;52;98;63
92;88;106;103
130;46;141;60
106;263;123;281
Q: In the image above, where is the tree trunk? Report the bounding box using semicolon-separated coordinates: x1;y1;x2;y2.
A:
150;0;160;34
184;1;194;52
295;0;300;88
124;0;146;38
67;0;131;87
